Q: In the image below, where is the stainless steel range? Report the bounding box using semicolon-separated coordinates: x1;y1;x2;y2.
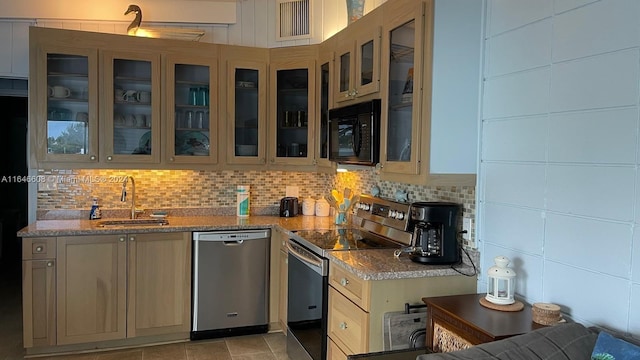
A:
286;195;412;360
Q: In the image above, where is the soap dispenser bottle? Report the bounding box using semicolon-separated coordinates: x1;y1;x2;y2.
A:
89;197;102;220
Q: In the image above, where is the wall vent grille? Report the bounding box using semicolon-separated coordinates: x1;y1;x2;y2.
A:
277;0;310;40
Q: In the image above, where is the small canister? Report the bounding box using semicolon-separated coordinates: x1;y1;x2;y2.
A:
315;197;330;217
302;197;316;216
236;185;250;217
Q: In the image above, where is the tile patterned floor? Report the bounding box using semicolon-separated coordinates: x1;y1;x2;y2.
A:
0;259;289;360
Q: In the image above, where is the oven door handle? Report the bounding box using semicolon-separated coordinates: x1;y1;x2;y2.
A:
287;239;324;271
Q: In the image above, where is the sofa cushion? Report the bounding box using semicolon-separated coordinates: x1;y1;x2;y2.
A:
416;323;597;360
591;330;640;359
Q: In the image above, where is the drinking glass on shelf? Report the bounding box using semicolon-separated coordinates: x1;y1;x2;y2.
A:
185;110;194;128
195;111;205;129
189;88;198;106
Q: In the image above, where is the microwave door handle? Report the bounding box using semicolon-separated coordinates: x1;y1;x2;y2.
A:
352;119;362;156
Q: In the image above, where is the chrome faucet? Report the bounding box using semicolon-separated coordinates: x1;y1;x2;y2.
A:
120;176;136;219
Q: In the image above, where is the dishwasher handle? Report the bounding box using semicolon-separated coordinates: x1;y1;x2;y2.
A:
223;240;244;246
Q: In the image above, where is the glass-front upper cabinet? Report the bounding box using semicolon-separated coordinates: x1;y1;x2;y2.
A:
102;51;161;164
269;57;316;166
334;10;381;105
35;45;98;163
166;55;218;165
227;59;267;165
380;1;425;175
316;42;334;170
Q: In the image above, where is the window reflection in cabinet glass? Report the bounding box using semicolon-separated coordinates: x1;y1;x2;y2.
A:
113;59;153;155
235;68;259;157
276;69;308;158
386;19;415;162
320;62;330;160
174;64;211;156
360;40;374;86
47;54;89;155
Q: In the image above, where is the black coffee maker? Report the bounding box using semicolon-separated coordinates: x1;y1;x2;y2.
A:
408;202;461;265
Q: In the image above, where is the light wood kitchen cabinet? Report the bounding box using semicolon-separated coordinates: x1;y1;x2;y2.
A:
315;40;335;171
278;239;288;332
127;232;192;337
102;50;162;165
379;0;480;186
165;53;219;166
22;238;57;348
54;232;190;346
30;29;99;165
222;46;269;166
268;226;289;332
268;46;317;168
334;8;382;106
327;263;476;355
29;27;221;170
56;235;127;345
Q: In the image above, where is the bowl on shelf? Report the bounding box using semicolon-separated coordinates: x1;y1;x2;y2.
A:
236;144;258;156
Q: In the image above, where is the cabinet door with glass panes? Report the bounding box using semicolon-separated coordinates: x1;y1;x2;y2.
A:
316;41;334;171
166;55;218;165
101;50;161;165
227;58;267;165
379;0;425;175
334;10;381;105
269;59;316;166
34;44;99;164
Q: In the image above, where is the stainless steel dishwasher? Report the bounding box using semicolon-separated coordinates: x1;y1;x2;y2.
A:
191;229;270;340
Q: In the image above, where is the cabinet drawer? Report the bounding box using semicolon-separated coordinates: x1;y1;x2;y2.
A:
328;287;369;355
22;237;56;260
329;264;370;310
328;338;349;360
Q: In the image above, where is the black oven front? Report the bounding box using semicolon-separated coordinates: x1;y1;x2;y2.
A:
286;238;329;360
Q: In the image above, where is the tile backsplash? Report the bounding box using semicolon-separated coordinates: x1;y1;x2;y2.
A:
37;168;476;245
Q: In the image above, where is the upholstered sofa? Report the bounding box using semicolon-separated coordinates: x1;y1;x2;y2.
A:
415;322;640;360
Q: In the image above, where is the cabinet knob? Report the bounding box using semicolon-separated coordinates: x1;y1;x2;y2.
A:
107;156;113;161
339;322;348;330
46;261;54;267
35;246;43;253
129;236;135;241
169;157;175;162
340;278;349;286
119;236;126;242
90;155;97;161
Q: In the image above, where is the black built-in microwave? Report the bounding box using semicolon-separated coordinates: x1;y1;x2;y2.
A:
328;99;381;166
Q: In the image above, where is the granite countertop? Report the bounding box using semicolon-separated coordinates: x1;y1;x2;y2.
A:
17;214;478;281
17;214;337;237
327;248;478;281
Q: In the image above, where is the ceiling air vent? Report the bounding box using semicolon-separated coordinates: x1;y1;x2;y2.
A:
277;0;311;40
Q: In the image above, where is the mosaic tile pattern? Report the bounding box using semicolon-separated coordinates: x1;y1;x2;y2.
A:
36;167;476;246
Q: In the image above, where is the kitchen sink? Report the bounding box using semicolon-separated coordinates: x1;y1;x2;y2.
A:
96;218;169;227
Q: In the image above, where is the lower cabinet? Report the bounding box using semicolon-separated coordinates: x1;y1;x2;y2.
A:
327;264;476;356
22;238;57;348
23;232;191;349
278;245;288;332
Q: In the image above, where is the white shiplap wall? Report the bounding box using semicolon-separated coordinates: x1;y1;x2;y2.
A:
479;0;640;337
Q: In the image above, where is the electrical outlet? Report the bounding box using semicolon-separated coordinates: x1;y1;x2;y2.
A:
462;217;472;240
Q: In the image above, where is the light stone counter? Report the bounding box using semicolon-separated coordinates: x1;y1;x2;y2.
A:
17;214;478;281
17;214;337;237
327;248;479;281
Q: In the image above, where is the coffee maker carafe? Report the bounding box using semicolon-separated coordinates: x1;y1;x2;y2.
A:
408;202;461;265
